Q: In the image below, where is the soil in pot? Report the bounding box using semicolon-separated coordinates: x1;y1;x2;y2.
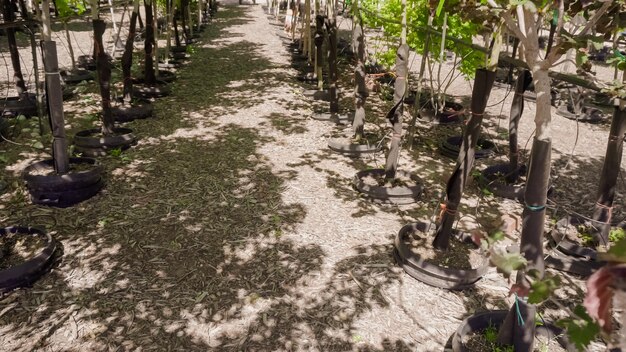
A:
556;104;607;123
26;161;95;177
555;218;625;250
463;324;566;352
419;100;465;124
441;136;496;159
0;231;48;270
328;133;382;156
354;169;422;204
0;94;38;118
401;224;485;271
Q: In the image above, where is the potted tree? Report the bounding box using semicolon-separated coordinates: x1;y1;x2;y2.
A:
22;0;103;207
353;0;423;204
73;0;136;156
327;0;382;155
448;1;616;350
0;0;37;118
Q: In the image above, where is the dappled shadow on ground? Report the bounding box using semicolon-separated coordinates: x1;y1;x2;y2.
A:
0;5;420;351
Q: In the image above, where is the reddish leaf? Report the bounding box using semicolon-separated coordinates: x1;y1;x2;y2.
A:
509;283;530;298
584;266;614;332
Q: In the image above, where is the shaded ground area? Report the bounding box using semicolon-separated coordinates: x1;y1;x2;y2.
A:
0;2;621;352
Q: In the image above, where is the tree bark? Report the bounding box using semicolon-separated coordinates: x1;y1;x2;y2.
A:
507;69;532;183
122;1;139;103
93;19;115;135
41;41;70;174
173;8;181;47
383;44;409;181
351;0;367;140
3;0;28;98
433;68;496;250
314;14;324;90
592;104;626;247
325;3;338;114
144;0;156;85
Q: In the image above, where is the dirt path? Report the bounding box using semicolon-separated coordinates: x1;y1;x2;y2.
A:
0;2;619;351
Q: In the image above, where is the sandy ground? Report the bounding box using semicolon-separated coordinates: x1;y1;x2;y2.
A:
0;2;623;351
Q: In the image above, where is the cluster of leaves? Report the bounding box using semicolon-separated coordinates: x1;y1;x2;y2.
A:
359;0;485;78
55;0;86;19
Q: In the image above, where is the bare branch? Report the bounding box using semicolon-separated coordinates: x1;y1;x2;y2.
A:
578;0;613;37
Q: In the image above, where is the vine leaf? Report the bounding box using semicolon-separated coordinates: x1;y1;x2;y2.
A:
557;305;600;350
489;249;526;278
527;274;560;304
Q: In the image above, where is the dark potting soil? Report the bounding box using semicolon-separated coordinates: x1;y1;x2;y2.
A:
464;329;565;352
404;226;485;270
0;231;47;270
26;162;95;177
559;222;626;249
361;171;418;188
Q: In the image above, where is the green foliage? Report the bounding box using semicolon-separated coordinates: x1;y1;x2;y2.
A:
108;147;123;157
610;227;626;243
56;0;87;19
528;274;560;304
482;324;514;352
557;305;600;351
359;0;484;78
489;249;527;278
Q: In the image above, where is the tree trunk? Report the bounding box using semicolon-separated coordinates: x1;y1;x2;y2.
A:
93;19;115;135
497;59;554;351
63;22;77;69
383;44;409;181
173;9;181;47
122;1;139;103
3;0;28;98
592;104;626;247
351;0;367;140
181;0;189;43
314;14;325;90
325;3;338;114
41;40;70;174
144;0;156;85
432;68;496;250
507;69;532;183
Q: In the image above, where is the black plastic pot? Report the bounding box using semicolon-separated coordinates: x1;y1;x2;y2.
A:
170;52;189;61
450;310;575;352
74;127;136;157
440;136;496;160
556;105;607;124
0;93;38;118
546;215;608;277
419;100;465;125
134;70;177;84
170;45;187;53
60;68;95;84
0;226;58;294
112;103;154;122
77;55;96;70
480;164;525;200
328;137;381;156
394;222;487;290
353;169;422;204
23;157;104;207
133;84;171;99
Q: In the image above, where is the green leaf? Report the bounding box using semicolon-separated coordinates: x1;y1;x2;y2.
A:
557;305;600;350
599;237;626;262
489;249;527;278
528;274;561;304
435;0;445;17
31;141;44;149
